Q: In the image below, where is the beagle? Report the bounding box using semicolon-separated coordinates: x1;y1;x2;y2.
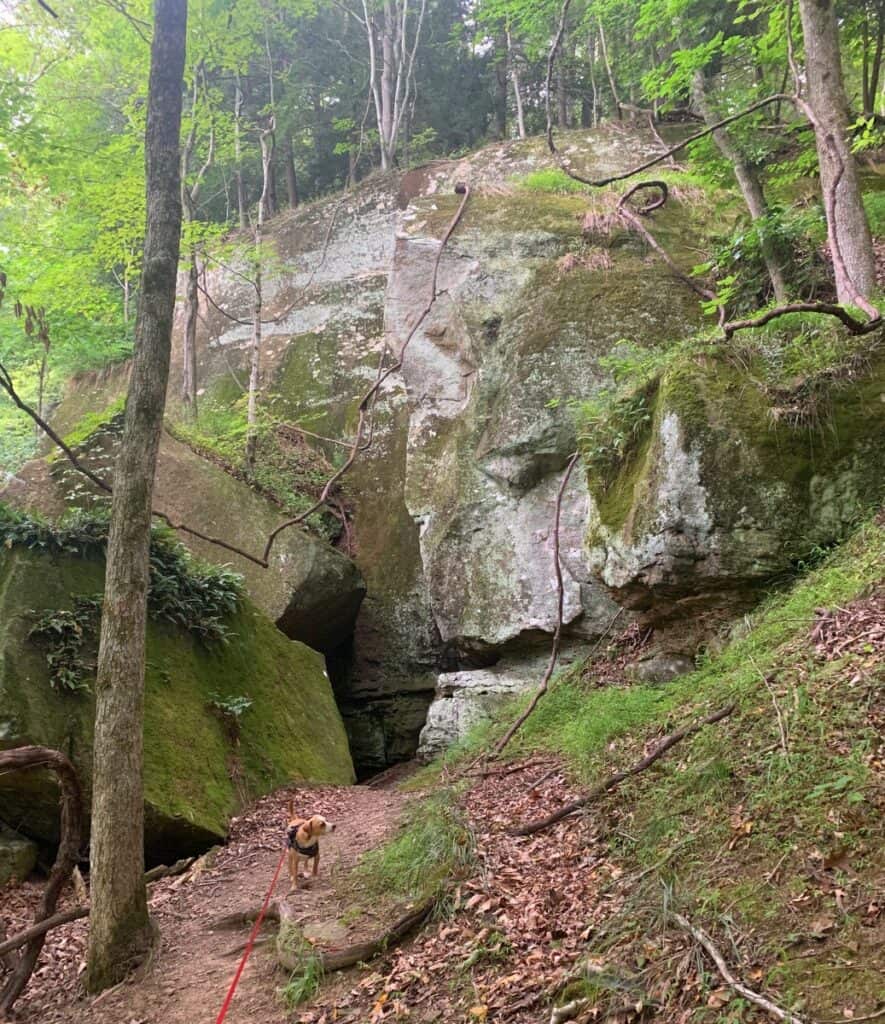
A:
286;799;335;891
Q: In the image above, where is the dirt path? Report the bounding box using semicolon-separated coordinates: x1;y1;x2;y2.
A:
7;781;406;1024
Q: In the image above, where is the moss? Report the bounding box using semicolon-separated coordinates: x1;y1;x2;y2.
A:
48;397;126;461
0;546;353;858
586;344;885;563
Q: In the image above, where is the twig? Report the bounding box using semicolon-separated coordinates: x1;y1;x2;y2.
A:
510;704;735;836
672;912;807;1024
493;451;581;754
748;654;789;756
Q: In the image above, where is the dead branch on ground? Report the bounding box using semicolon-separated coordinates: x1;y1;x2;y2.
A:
509;704;735;836
276;898;434;973
0;746;82;1016
493;451;581;755
672;912;806;1024
0;856;197;962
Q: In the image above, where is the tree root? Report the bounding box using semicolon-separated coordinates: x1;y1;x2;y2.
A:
276;899;435;973
509;704;735;836
0;746;83;1016
0;855;198;963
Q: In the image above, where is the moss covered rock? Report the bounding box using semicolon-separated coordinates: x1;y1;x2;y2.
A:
0;546;354;861
586;349;885;639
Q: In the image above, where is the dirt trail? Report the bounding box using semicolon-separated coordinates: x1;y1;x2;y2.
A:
7;781;406;1024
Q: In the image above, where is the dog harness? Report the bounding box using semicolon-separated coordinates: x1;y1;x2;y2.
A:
287;825;318;859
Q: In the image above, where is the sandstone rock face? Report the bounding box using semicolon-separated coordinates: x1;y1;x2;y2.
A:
0;546;354;861
585;352;885;645
0;827;38;885
10;129;884;769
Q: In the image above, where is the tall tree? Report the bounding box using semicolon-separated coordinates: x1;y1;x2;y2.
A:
85;0;187;992
798;0;877;304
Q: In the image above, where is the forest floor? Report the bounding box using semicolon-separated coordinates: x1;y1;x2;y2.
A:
4;780;407;1024
4;528;883;1024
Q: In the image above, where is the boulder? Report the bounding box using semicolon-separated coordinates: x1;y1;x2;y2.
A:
0;827;38;885
0;546;354;863
586;350;885;637
3;430;367;655
417;654;559;759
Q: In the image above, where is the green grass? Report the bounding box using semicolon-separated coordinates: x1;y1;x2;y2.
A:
353;790;475;907
278;925;324;1008
515;168;587;195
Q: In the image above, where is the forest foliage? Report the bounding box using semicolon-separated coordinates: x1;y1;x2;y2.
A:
1;0;884;470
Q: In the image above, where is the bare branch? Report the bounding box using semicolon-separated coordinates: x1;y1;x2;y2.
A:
672;913;806;1024
260;184;471;563
510;704;735;836
723;302;882;338
494;451;581;754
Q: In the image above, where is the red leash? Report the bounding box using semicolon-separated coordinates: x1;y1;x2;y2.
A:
214;846;288;1024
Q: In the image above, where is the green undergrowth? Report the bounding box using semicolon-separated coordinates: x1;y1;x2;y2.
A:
166;394;339;541
515;168;587;194
279;930;324;1009
352;789;476;910
416;517;884;1017
1;503;244;690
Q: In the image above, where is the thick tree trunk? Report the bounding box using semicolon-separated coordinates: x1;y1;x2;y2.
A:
84;0;186;993
798;0;876;303
692;71;789;303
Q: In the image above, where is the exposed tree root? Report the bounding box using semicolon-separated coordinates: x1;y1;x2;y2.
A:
672;912;807;1024
0;856;197;963
509;704;735;836
724;301;883;339
0;746;82;1016
276;899;435;973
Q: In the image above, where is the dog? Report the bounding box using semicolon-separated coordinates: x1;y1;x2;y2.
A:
286;799;335;891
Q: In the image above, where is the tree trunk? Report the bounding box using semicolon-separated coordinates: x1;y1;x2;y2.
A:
380;1;396;166
284;135;299;207
507;29;526;141
598;19;621;120
494;31;508;140
692;71;789;303
234;74;248;229
798;0;876;303
245;228;262;476
84;0;186;993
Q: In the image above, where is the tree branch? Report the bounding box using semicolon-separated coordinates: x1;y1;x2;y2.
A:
509;704;735;836
0;747;83;1015
494;452;581;754
672;912;806;1024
